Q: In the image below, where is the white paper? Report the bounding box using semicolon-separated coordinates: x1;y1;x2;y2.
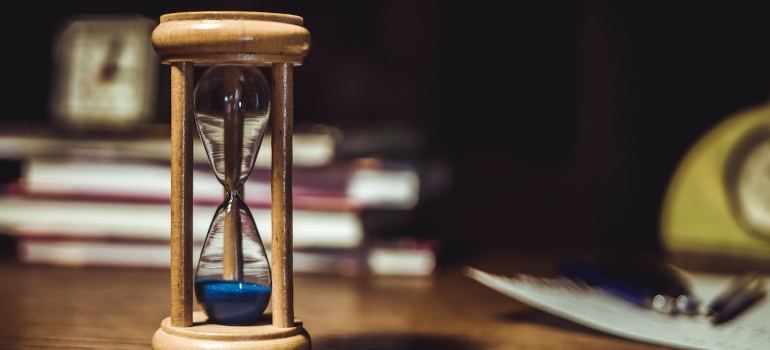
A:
464;267;769;350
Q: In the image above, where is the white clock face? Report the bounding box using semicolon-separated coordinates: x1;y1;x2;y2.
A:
724;122;770;241
733;135;770;238
50;15;159;130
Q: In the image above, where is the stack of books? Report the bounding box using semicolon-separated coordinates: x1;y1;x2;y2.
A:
0;121;447;277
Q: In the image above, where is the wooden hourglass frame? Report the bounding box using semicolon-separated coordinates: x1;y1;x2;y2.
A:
150;12;311;350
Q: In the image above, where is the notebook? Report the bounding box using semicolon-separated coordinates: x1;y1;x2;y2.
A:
464;267;769;350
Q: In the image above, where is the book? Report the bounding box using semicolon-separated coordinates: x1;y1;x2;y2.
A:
15;235;440;277
0;120;450;277
0;196;363;249
329;120;430;160
0;123;337;169
11;156;421;211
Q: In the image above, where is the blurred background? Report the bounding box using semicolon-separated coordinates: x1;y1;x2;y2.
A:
2;0;770;269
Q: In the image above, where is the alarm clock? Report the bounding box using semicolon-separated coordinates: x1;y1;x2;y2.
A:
49;14;159;131
660;101;770;268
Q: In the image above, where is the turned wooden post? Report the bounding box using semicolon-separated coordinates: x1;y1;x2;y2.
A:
271;62;295;328
169;61;195;327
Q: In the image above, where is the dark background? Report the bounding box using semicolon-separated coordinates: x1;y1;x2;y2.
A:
5;1;770;255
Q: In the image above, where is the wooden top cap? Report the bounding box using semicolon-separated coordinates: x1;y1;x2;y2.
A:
152;11;311;65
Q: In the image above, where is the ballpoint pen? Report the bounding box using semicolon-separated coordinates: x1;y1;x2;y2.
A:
557;257;699;315
706;271;767;325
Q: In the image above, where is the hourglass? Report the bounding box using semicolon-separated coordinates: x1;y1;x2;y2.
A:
193;64;273;326
150;11;311;349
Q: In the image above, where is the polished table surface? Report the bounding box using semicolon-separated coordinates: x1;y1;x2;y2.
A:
0;248;675;350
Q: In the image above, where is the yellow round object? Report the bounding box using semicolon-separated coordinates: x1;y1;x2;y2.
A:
660;101;770;265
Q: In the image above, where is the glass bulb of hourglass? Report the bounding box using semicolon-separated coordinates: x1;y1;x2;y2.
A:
193;64;272;325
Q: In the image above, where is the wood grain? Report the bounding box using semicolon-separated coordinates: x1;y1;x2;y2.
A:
0;250;677;350
271;62;294;329
151;11;311;65
169;61;194;328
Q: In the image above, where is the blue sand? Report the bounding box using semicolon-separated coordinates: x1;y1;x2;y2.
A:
195;278;271;325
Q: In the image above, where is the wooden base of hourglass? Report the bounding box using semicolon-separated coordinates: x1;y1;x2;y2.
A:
152;312;310;350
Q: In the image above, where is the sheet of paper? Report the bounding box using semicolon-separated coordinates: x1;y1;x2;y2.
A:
464;267;769;350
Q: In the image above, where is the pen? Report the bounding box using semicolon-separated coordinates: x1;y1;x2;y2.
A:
706;271;767;325
557;258;698;315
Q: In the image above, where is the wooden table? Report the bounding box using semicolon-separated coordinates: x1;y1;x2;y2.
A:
0;248;674;350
